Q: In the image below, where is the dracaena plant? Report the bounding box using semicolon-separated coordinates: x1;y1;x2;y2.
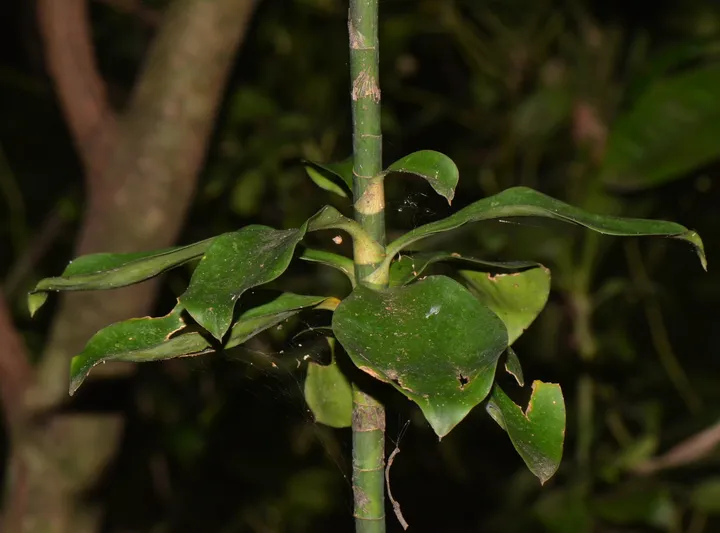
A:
30;1;706;531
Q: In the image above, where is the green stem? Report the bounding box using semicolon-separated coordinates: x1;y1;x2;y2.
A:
349;1;387;532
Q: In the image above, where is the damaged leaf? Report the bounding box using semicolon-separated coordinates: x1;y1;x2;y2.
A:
332;275;508;438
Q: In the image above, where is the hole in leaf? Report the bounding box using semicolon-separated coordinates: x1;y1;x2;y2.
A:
458;373;469;389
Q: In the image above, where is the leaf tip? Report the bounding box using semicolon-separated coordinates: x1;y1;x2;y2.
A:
28;291;48;317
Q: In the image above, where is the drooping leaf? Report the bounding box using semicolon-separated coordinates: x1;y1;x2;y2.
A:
180;225;306;340
70;293;331;395
385;150;459;204
384;187;706;272
388;251;539;288
304;338;353;428
602;64;720;190
486;382;566;484
299;248;355;286
332;275;508;438
460;264;551;345
303;157;354;196
28;238;215;316
504;347;525;387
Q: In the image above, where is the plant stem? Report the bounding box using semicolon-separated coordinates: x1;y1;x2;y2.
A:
348;0;387;532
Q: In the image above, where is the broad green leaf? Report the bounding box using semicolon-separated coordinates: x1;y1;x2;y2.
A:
690;478;720;514
460;264;551;345
504;347;524;387
303;157;353;195
70;293;330;394
383;187;706;273
388;251;538;287
179;225;306;340
304;338;353;428
332;275;508;438
486;382;565;484
601;64;720;190
28;238;215;316
299;248;356;287
385;150;459;204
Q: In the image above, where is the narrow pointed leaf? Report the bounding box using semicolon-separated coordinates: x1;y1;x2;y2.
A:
389;251;539;287
504;347;525;387
28;238;215;316
304;338;353;428
602;64;720;190
385;150;459;204
303;157;354;194
70;293;331;394
460;264;551;345
299;248;355;286
180;225;306;340
486;382;566;484
304;165;348;198
385;187;706;271
332;275;508;438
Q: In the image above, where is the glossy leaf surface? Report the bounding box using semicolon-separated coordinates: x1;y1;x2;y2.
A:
28;238;214;316
385;150;459;204
385;186;706;271
602;65;720;190
332;275;508;438
70;293;330;395
304;338;353;428
180;225;306;340
486;382;566;484
460;264;550;345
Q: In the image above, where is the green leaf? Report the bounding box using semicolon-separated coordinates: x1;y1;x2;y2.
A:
304;338;353;428
179;226;306;340
303;157;354;196
385;150;459;204
691;478;720;514
486;382;566;484
28;238;215;316
299;248;355;286
504;347;524;387
304;166;348;198
383;187;706;274
307;205;384;259
388;251;539;288
460;264;551;345
70;293;330;395
332;275;508;438
602;64;720;190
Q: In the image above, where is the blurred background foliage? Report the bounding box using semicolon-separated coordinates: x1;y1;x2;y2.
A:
2;0;720;531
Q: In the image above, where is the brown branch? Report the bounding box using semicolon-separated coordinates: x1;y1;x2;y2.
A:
36;0;116;182
0;289;32;427
634;420;720;475
2;1;261;532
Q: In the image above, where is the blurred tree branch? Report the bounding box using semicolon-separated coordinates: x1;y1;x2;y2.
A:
0;0;260;532
0;290;32;427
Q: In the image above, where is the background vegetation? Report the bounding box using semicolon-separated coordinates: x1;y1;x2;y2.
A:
1;0;720;531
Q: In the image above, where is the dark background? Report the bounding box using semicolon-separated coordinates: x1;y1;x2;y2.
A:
2;0;720;532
